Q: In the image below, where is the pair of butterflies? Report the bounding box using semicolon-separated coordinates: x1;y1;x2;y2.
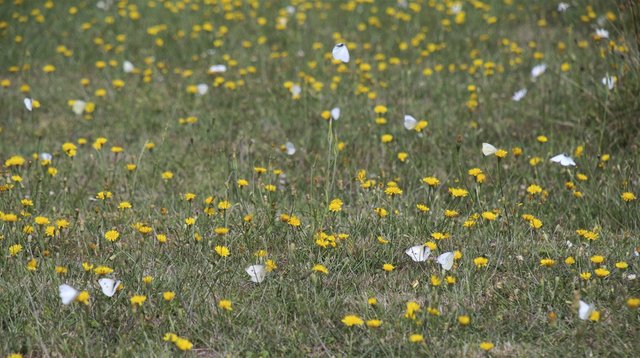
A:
405;245;454;271
482;143;576;166
59;278;121;305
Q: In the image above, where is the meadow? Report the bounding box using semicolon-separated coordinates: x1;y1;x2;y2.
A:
1;0;640;356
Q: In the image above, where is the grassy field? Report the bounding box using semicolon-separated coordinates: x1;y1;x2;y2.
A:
1;0;640;356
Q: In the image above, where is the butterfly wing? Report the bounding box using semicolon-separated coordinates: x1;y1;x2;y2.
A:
437;252;455;271
404;115;417;130
332;43;350;63
482;143;497;156
246;265;266;283
578;300;594;320
331;107;341;120
98;278;120;297
24;98;33;111
59;284;79;305
405;245;430;262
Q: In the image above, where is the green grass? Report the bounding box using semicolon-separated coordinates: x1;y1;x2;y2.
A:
1;0;639;356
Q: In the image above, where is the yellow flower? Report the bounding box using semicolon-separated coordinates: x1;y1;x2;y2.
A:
565;256;575;265
380;134;393;143
382;263;395;272
481;211;497;221
214;245;230;257
621;192;636;202
26;258;37;271
615;261;628;269
373;104;388;114
480;342;494;351
430;275;441;286
312;264;329;274
422;176;440;186
328;198;343;212
594;268;610;278
527;184;543;195
175;337;193;351
366;319;382;328
118;201;132;210
76;291;90;305
217;200;231;210
458;315;471;326
627;298;640;309
341;315;364;327
161;171;174;180
368;297;377;306
540;259;555;267
449;187;469;197
130;295;147;306
163;291;175;301
143;276;153;284
536;135;548;143
237;179;249;187
495;149;508;158
218;299;233;311
94;265;114;275
473;257;488;268
9;244;23;256
105;230;120;242
408;334;424;343
590;255;605;264
405;301;421;319
580;272;592;280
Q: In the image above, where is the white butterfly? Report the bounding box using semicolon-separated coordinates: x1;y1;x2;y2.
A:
531;64;547;78
437;252;455;271
511;88;527;102
246;265;266;283
290;84;301;97
601;75;616;90
404;115;417;130
123;60;134;73
285;141;296;155
72;100;86;115
285;5;296;14
578;300;595;320
98;278;121;297
405;245;431;262
39;152;53;161
332;43;350;63
59;284;80;305
550;153;576;167
196;83;209;95
482;143;497;156
557;2;569;12
208;64;227;74
451;2;462;14
331;107;341;121
24;98;33;111
595;29;609;39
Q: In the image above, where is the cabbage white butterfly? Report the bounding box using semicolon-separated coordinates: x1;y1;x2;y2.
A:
246;265;266;283
24;98;33;111
332;43;350;63
123;60;134;73
59;284;80;305
98;278;121;297
550;153;576;167
601;75;615;90
531;64;547;78
208;64;227;74
285;141;296;155
331;107;341;121
290;84;301;97
404;115;417;130
578;300;595;320
557;2;569;12
482;143;497;156
72;100;86;115
39;152;53;161
436;252;454;271
511;88;527;102
196;83;209;95
405;245;431;262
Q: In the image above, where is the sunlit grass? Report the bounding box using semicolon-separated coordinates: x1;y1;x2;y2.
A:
1;0;639;356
